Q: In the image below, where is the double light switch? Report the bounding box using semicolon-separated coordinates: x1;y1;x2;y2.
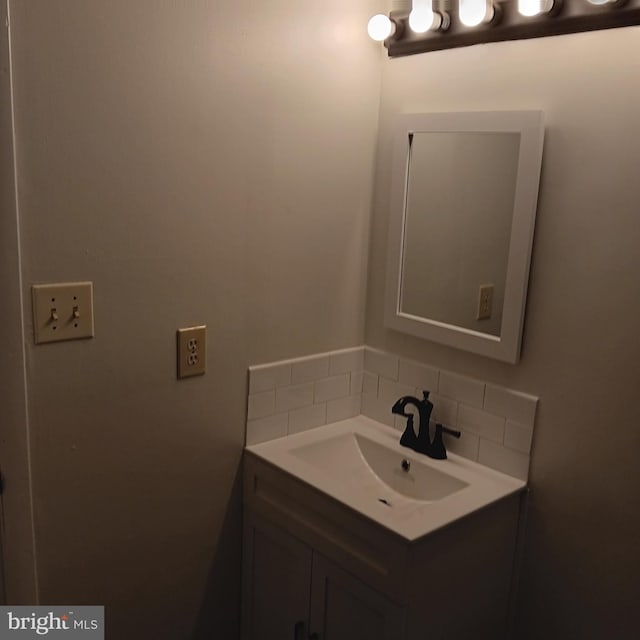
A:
32;282;94;344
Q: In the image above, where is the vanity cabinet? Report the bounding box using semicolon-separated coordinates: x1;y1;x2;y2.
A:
242;511;405;640
242;451;522;640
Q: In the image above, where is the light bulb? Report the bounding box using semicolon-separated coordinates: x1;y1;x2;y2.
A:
409;1;436;33
367;14;395;41
518;0;542;16
409;8;435;33
458;0;494;27
517;0;554;16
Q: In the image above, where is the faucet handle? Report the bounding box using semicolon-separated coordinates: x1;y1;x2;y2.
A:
429;423;461;460
438;423;461;439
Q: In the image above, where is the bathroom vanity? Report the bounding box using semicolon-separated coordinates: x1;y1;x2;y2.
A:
241;416;525;640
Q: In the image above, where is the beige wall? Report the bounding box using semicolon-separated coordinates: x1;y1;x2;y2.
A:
367;28;640;638
5;1;380;637
6;1;640;637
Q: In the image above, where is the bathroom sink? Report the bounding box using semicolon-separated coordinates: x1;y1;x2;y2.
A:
290;432;468;501
245;415;525;540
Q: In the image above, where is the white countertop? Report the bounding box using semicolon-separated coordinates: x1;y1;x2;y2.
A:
246;415;526;541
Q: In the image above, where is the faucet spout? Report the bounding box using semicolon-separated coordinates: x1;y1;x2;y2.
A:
391;395;419;416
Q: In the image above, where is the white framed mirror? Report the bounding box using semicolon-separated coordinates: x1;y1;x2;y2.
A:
384;111;544;363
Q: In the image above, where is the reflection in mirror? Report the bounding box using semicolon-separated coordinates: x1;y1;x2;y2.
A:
401;131;521;337
385;111;544;363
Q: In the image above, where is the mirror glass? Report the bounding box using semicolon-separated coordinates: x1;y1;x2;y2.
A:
385;111;544;363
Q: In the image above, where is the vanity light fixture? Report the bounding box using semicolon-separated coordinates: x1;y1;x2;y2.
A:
370;0;640;56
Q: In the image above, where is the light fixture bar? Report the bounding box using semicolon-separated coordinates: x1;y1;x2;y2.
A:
384;0;640;57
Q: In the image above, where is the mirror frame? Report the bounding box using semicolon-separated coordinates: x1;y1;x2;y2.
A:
384;110;544;364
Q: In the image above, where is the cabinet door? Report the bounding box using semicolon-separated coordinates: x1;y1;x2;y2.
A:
241;512;312;640
309;553;405;640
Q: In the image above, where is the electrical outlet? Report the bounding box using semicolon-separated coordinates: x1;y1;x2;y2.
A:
477;284;494;321
32;282;94;344
177;326;206;379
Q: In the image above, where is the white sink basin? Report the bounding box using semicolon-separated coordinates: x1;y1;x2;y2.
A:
246;415;525;541
290;432;468;501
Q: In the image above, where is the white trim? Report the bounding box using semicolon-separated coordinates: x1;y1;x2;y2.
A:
1;0;39;602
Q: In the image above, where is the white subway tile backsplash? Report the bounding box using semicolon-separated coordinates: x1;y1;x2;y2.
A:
246;413;288;445
289;403;327;434
291;356;329;385
504;419;534;454
315;374;350;403
484;385;538;429
439;371;485;408
247;390;275;420
248;348;363;444
329;347;364;375
479;439;530;481
362;371;379;396
378;378;416;405
430;393;458;426
398;359;439;394
327;394;361;423
361;393;395;428
446;429;480;461
350;371;364;395
246;345;538;482
275;383;314;412
249;362;292;393
364;347;399;381
458;405;506;443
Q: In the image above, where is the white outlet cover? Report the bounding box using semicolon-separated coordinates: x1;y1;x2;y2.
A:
177;325;206;379
32;282;94;344
477;284;494;321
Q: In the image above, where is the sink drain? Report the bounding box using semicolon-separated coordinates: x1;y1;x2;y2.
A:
378;498;392;507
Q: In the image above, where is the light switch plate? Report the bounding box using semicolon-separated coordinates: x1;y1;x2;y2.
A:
32;281;94;344
177;326;206;379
